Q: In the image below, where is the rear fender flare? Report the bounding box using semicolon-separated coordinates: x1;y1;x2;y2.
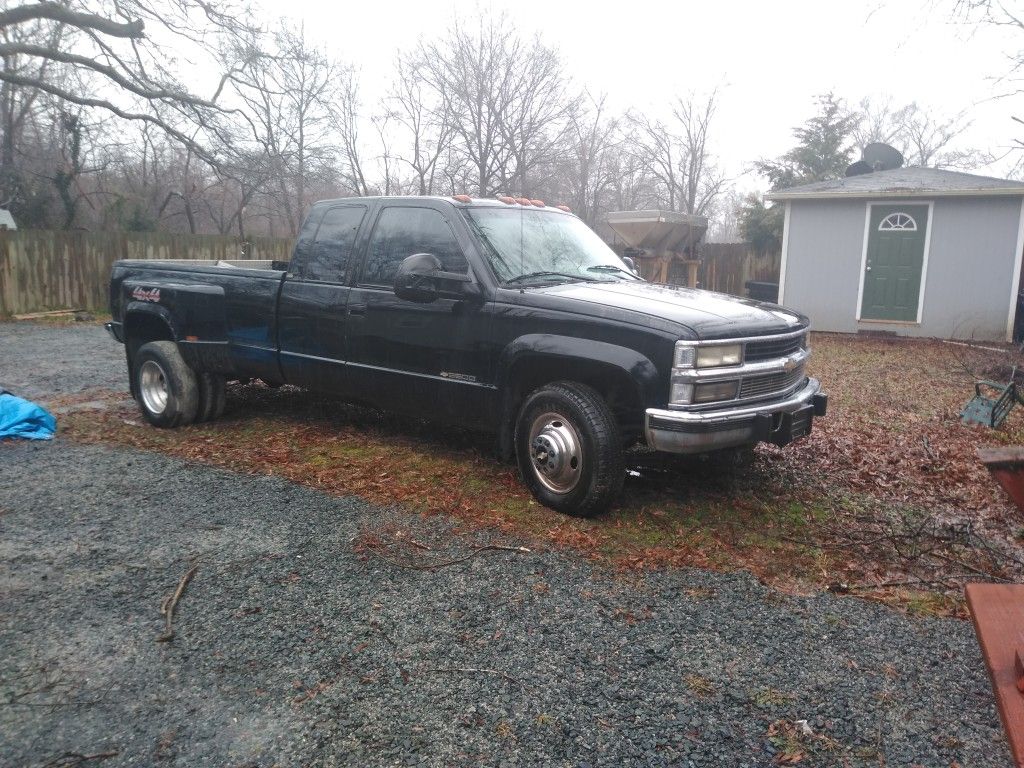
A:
123;302;178;343
121;283;233;374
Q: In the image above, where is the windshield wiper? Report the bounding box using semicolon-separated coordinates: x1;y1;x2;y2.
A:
505;271;600;285
586;264;638;278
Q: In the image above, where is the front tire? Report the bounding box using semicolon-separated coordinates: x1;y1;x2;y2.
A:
133;341;199;428
514;381;624;517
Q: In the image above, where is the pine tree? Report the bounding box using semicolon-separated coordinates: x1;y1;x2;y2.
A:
738;94;859;253
737;194;784;256
755;93;859;191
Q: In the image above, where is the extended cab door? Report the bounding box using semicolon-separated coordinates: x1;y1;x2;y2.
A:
344;203;495;427
277;202;370;391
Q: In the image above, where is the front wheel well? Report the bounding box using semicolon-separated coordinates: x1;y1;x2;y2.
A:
500;356;644;458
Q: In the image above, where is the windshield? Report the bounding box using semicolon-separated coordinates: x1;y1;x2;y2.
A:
462;207;638;284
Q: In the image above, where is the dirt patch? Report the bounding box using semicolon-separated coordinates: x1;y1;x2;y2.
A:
56;333;1024;616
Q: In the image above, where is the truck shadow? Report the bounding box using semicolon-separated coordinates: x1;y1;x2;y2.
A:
217;380;786;510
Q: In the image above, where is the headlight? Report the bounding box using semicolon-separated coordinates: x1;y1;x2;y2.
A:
693;380;740;403
695;344;742;368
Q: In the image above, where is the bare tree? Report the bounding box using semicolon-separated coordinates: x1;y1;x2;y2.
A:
951;2;1024;169
705;187;744;243
606;141;656;213
228;24;342;234
0;8;67;208
854;97;986;168
336;68;370;197
562;92;620;227
418;16;509;196
494;34;576;194
852;96;906;149
627;90;726;215
416;14;575;197
956;1;1024;89
0;1;254;159
388;52;455;196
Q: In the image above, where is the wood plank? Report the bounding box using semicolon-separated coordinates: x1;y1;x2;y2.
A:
965;582;1024;766
12;308;82;320
979;447;1024;468
978;447;1024;514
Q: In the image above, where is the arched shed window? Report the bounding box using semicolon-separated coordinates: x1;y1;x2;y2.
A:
878;212;917;231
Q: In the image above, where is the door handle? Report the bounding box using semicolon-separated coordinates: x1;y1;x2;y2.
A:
865;266;872;272
347;304;367;316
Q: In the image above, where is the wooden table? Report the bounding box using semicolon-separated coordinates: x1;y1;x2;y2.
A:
965;583;1024;766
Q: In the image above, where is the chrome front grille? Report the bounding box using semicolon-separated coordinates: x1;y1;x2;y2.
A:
744;334;805;362
738;364;806;400
670;328;811;409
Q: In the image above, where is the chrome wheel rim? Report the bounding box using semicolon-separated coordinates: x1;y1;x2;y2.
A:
139;360;169;415
528;411;583;494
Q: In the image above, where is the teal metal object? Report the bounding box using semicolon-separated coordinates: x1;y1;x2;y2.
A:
961;379;1020;428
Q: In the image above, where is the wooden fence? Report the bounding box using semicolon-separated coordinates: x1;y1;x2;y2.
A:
0;230;294;316
0;230;783;316
699;242;781;297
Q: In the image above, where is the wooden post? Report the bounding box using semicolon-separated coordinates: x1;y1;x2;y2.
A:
684;260;699;288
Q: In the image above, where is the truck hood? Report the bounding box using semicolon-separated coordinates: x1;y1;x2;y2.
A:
521;280;806;339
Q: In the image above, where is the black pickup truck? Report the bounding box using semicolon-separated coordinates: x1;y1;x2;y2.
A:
107;195;826;516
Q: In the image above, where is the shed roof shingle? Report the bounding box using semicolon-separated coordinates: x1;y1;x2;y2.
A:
764;167;1024;201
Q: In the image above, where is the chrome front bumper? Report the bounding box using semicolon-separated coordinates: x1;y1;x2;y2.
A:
645;378;827;454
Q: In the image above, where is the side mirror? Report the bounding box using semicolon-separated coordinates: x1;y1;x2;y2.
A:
622;256;640;276
394;253;475;303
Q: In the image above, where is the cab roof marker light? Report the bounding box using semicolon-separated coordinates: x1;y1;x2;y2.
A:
556;204;571;213
530;199;545;207
496;195;515;204
516;197;532;205
452;194;472;203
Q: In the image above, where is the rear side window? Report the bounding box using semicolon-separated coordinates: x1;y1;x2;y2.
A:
361;207;468;287
302;205;366;282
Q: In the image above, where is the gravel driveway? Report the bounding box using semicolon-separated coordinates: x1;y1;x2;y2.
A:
0;322;1011;766
0;321;126;402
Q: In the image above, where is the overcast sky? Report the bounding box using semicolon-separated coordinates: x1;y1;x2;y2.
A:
274;0;1024;192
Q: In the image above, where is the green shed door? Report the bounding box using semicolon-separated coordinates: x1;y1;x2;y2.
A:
860;204;929;322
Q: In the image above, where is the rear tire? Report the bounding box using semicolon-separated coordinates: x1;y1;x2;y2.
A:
133;341;199;428
514;381;624;517
196;372;227;423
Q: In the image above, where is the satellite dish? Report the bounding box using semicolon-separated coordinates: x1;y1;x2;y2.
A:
862;142;904;172
845;160;873;177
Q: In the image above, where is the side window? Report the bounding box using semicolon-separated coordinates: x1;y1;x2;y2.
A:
362;207;468;287
303;205;366;282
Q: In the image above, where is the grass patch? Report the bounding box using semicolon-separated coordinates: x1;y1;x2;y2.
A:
684;674;716;697
766;719;844;764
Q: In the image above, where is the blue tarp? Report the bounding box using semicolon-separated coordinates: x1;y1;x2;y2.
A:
0;390;56;440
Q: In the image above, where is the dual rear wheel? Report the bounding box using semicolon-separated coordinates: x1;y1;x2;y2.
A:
133;341;225;428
